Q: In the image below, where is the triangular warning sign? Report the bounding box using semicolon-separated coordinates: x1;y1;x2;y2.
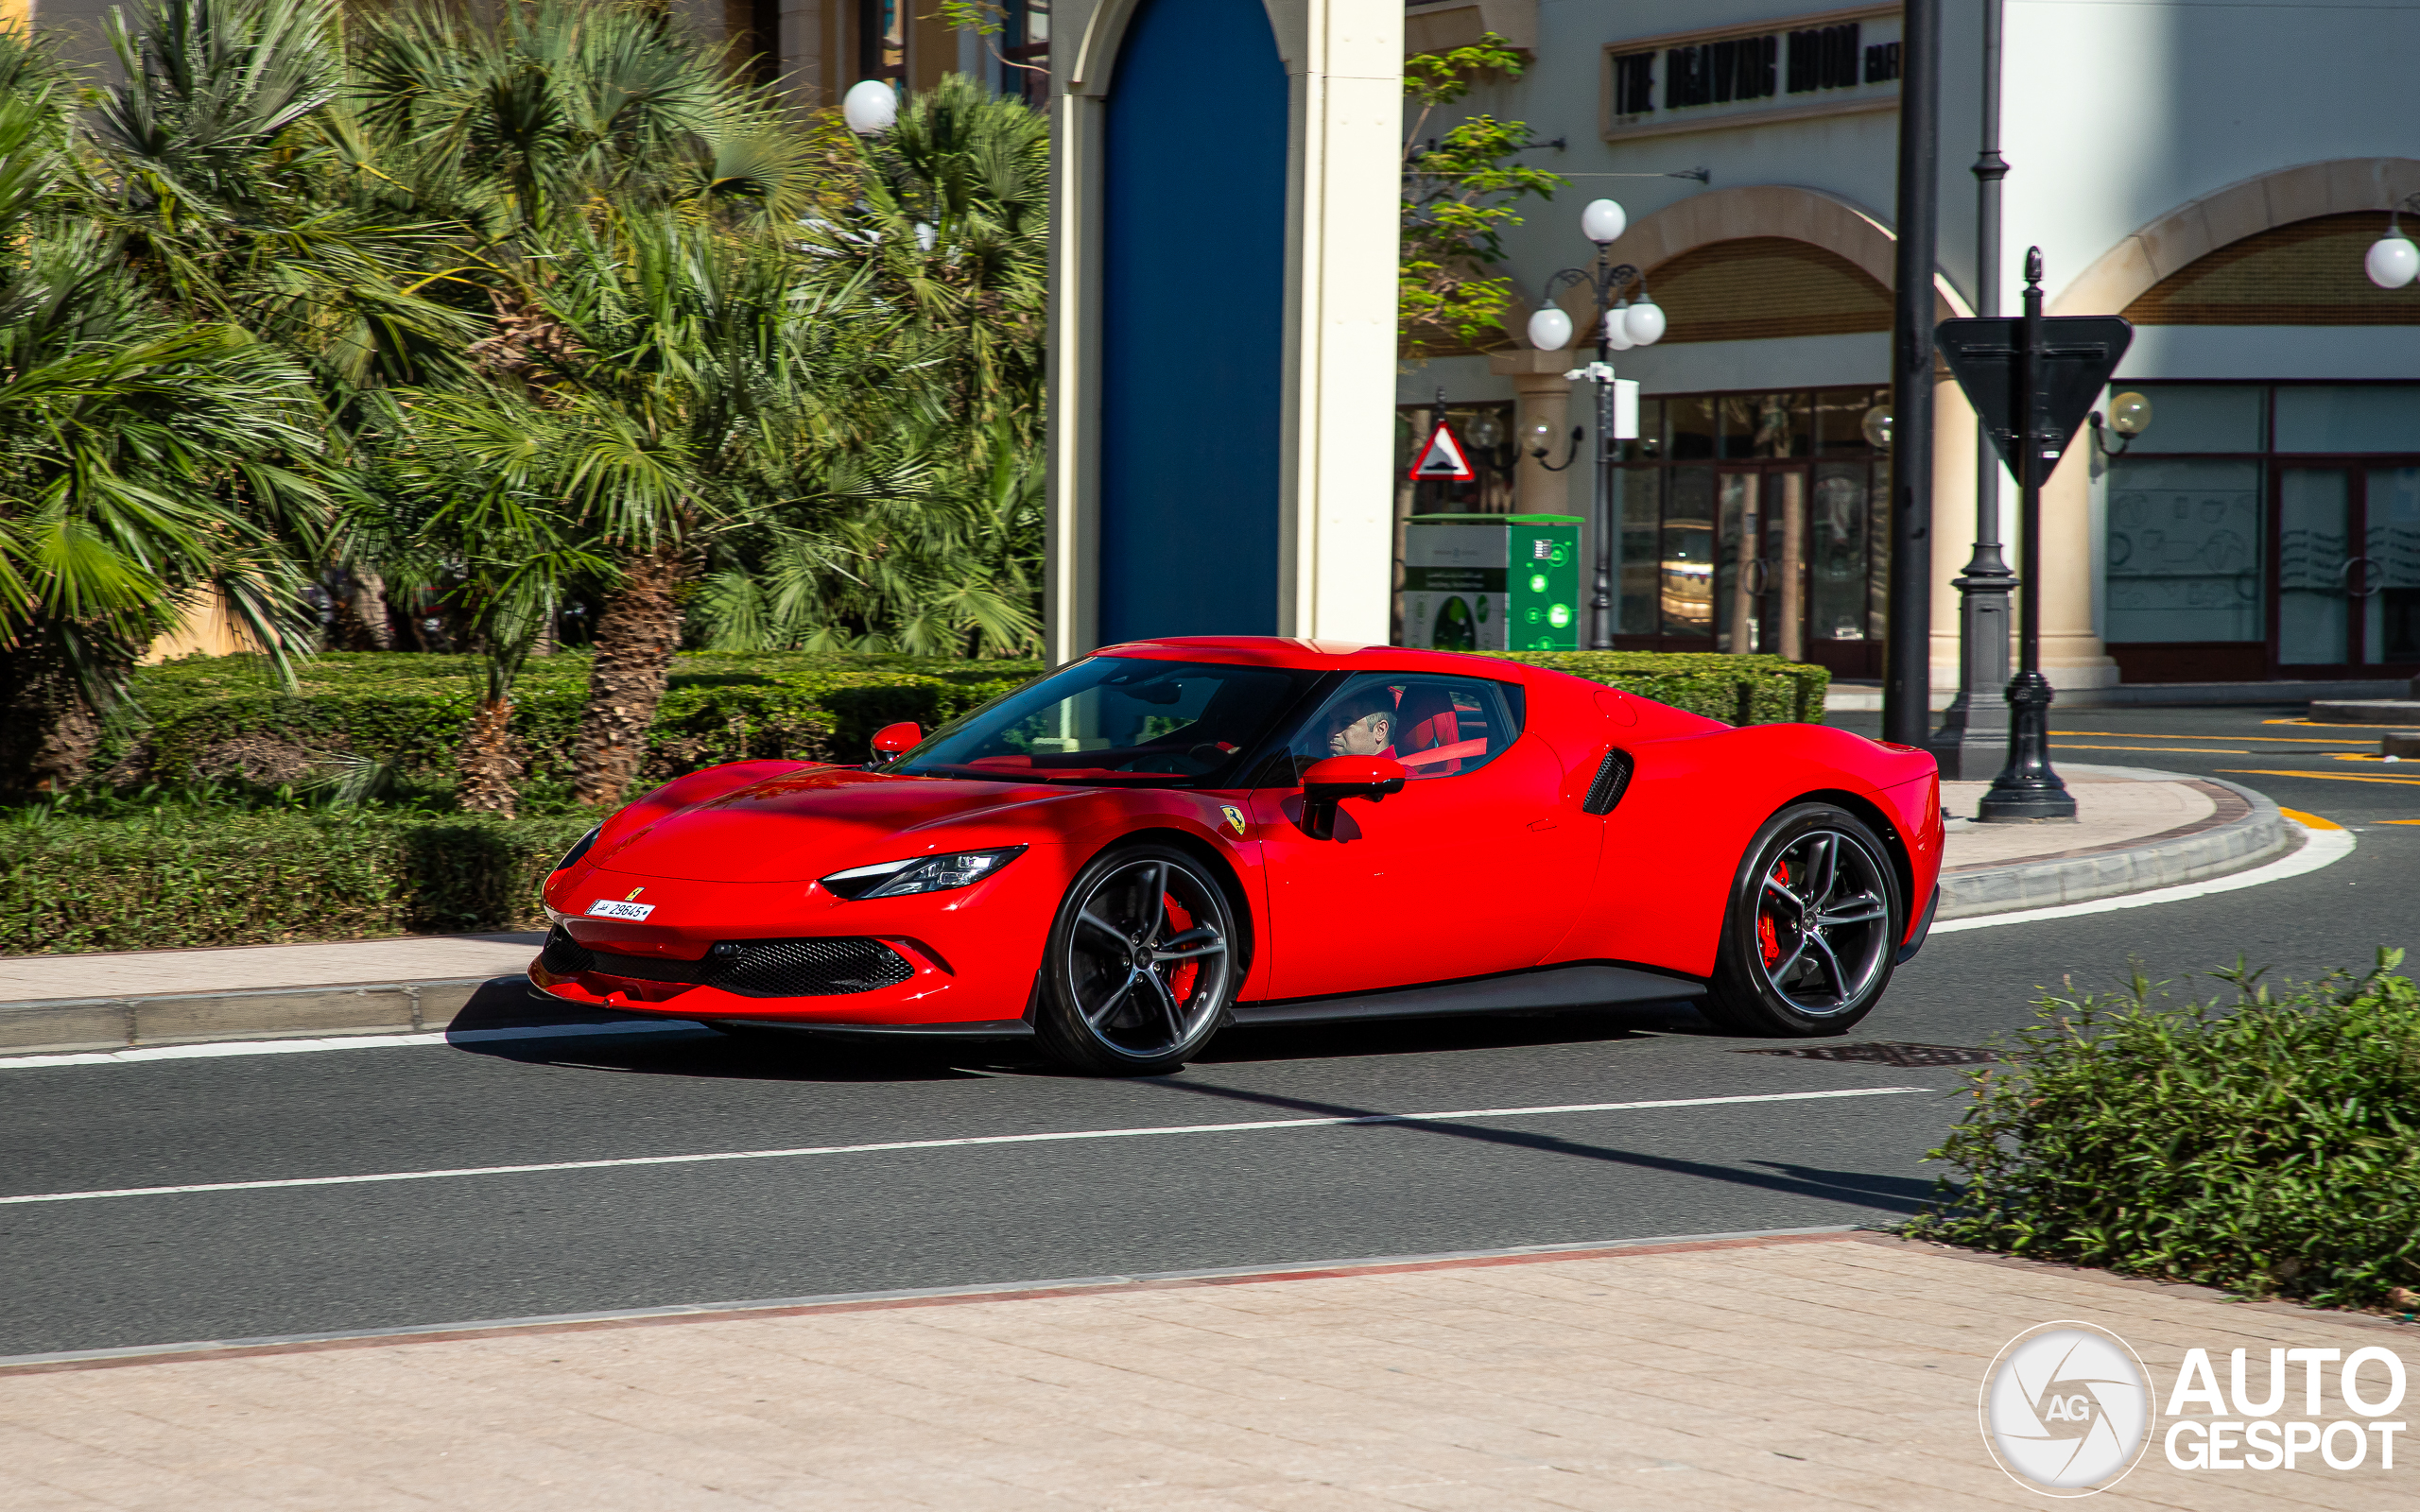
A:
1407;421;1476;482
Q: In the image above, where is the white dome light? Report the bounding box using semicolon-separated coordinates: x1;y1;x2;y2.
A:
1624;296;1667;346
1601;304;1634;352
843;79;898;135
1581;199;1628;246
2366;232;2419;290
1526;306;1573;351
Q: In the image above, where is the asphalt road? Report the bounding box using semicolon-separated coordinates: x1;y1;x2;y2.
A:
4;704;2412;1358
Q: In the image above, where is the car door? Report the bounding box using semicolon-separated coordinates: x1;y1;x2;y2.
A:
1248;671;1596;1001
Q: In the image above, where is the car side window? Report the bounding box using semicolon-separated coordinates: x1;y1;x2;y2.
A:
1283;673;1525;782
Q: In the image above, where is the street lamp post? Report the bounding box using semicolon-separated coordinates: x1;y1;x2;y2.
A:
1529;200;1665;649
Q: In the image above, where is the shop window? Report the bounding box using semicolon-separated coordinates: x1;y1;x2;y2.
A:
2364;468;2420;664
1814;387;1890;456
2274;387;2420;454
1661;467;1717;637
1808;462;1873;641
1668;395;1716;459
1615;468;1661;634
2106;459;2265;644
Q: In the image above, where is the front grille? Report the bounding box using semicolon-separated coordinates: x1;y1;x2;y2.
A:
545;927;910;999
709;937;914;998
1737;1041;1996;1067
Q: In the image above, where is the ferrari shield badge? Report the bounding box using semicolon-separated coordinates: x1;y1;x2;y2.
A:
1219;805;1248;836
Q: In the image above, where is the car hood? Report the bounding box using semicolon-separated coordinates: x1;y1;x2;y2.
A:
591;767;1088;883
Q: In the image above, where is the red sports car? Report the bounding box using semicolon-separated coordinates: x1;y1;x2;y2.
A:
529;637;1943;1074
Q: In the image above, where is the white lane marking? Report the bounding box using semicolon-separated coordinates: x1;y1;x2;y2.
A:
1932;818;2356;936
0;1020;711;1071
0;1087;1928;1207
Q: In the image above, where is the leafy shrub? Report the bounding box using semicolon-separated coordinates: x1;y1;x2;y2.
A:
1907;954;2420;1311
1487;650;1828;724
0;807;597;953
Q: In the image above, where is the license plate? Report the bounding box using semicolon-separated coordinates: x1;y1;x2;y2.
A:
586;899;655;920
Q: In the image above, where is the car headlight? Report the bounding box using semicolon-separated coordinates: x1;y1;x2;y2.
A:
820;846;1027;901
553;825;602;873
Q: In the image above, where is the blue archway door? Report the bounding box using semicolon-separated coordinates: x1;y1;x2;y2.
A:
1097;0;1289;644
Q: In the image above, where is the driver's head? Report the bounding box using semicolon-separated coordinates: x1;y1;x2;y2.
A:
1322;686;1394;757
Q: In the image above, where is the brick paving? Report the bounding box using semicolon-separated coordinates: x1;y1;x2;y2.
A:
3;1233;2409;1509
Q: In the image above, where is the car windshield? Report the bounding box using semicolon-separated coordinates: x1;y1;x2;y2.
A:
892;657;1322;788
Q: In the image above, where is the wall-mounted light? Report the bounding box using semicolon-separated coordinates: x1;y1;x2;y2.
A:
2090;390;2153;455
1861;405;1893;451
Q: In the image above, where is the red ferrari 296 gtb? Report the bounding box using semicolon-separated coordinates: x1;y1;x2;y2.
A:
529;638;1944;1074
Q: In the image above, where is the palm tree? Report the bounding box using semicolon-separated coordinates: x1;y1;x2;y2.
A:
0;34;328;791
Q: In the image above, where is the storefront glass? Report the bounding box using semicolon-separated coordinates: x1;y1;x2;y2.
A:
2105;383;2420;679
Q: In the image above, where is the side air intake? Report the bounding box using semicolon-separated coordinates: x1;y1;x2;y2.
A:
1582;748;1634;815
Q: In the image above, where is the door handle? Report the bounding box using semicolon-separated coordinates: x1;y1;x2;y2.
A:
2342;556;2384;597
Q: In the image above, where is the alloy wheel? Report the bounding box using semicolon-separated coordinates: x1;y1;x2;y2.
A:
1063;857;1232;1059
1752;828;1893;1017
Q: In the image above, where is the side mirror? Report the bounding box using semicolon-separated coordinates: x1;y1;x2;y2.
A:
871;721;923;758
1298;755;1407;839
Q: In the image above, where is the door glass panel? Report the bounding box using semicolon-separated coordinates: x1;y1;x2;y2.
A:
1616;467;1661;633
2277;469;2351;665
1808;463;1872;642
2363;467;2420;664
2103;459;2263;643
1661;466;1715;637
1716;472;1756;652
1286;673;1519;782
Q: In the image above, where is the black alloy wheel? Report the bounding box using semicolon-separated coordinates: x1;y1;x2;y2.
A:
1034;842;1237;1074
1703;802;1903;1036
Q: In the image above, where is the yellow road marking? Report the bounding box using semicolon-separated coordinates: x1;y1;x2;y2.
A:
2278;808;2343;830
2263;718;2409;730
2222;769;2420;787
2053;744;2252;754
2379;818;2420;826
2058;730;2370;744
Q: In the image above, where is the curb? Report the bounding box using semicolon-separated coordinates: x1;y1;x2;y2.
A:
0;977;501;1057
1937;771;2288;921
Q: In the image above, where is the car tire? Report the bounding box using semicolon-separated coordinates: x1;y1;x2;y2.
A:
1702;802;1903;1037
1033;842;1238;1075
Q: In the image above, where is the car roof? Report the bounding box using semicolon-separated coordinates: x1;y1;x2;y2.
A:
1091;636;1557;682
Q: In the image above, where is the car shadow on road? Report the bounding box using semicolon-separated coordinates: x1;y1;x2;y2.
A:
438;980;990;1083
1195;1001;1716;1065
1129;1074;1939;1214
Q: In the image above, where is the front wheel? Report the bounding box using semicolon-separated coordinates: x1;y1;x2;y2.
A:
1033;843;1237;1074
1703;803;1903;1037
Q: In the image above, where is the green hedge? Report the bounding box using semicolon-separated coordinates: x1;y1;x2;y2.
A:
1906;955;2420;1313
101;651;1043;785
1487;651;1828;725
0;809;597;953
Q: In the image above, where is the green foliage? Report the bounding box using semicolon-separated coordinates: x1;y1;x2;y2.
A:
1487;651;1830;725
1907;954;2420;1312
95;650;1041;784
0;804;597;951
1400;33;1562;353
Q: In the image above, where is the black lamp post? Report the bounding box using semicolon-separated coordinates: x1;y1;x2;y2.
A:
1529;199;1665;650
1977;249;2076;822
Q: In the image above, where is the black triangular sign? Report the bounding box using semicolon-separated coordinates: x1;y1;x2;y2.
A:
1936;316;2133;482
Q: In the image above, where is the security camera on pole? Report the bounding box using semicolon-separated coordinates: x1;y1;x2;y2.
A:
1528;200;1664;649
1936;249;2133;822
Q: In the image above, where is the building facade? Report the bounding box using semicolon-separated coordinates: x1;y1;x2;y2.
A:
1401;0;2420;694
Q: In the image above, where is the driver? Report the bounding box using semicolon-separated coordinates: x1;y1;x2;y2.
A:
1318;686;1394;758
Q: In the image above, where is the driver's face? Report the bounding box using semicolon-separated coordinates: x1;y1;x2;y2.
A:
1325;712;1392;757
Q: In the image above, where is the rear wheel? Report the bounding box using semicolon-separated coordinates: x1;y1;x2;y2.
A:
1703;803;1902;1037
1033;843;1236;1074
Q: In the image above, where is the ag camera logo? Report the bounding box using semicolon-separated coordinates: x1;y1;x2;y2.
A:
1980;1322;2153;1495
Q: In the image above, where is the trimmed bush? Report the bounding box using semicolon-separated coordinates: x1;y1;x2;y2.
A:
1906;954;2420;1312
1487;650;1828;724
0;808;596;953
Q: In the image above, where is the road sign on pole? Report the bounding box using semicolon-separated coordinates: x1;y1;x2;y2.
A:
1935;249;2132;823
1407;421;1477;483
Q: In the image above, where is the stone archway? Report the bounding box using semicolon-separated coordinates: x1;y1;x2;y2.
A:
2053;157;2420;315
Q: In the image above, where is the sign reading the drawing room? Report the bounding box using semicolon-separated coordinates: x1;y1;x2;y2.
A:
1601;5;1902;141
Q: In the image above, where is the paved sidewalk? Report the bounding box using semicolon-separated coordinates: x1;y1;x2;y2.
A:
3;1232;2408;1510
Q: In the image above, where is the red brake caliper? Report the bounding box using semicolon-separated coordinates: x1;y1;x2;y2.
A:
1161;896;1198;1002
1758;861;1789;967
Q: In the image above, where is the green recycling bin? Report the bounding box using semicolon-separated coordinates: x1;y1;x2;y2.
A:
1400;513;1583;652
